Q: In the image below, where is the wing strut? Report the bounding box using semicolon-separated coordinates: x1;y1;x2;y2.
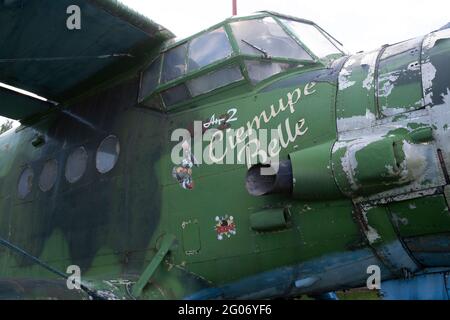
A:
131;234;176;298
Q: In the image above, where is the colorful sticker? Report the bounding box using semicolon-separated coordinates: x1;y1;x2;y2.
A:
172;141;198;190
215;215;236;240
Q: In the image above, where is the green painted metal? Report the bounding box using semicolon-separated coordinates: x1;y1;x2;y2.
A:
389;195;450;238
354;138;406;194
336;51;379;123
249;208;290;232
290;140;342;200
408;126;433;143
0;6;450;300
377;37;424;117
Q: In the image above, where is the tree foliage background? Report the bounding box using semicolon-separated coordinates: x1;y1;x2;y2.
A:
0;120;13;135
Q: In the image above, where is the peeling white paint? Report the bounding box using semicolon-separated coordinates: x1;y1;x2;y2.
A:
337;132;387;191
337;109;376;133
422;60;437;105
338;57;357;91
361;50;379;91
381;106;408;117
338;68;356;90
429;88;450;179
335;105;445;202
401;141;427;182
423;29;450;50
366;225;381;243
362;210;381;244
378;71;400;98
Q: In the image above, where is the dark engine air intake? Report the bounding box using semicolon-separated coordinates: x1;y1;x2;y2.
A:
245;160;293;196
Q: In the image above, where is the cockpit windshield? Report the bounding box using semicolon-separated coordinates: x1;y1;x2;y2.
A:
230;17;312;61
139;12;347;109
280;19;343;59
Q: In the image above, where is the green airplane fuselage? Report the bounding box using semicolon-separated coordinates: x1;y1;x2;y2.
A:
1;12;450;300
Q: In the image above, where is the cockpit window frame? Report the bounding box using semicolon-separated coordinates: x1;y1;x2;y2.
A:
276;17;346;61
228;16;316;62
138;11;345;110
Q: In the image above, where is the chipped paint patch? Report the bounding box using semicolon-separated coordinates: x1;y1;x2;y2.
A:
338;58;357;91
378;71;400;98
421;60;437;105
338;68;356;90
336;133;387;191
381;106;408;117
423;28;450;50
361;210;381;244
361;51;379;91
337;109;376;133
401;142;427;182
334;103;446;202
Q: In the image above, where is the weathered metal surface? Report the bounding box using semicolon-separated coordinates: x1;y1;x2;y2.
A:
0;8;450;300
377;37;424;117
381;272;450;300
403;234;450;267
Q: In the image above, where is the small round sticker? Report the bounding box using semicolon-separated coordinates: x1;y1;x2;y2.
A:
215;215;236;240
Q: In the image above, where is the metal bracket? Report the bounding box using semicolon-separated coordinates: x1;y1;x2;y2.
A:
131;234;176;298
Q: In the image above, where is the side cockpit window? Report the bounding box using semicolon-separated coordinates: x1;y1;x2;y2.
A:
139;14;346;109
187;65;243;97
139;56;161;102
159;28;242;106
187;27;233;72
161;43;188;83
245;61;294;84
230;17;312;61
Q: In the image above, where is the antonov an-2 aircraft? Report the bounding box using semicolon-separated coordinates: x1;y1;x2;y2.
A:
0;0;450;300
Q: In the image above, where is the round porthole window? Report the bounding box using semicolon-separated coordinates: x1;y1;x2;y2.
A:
65;147;88;183
96;135;120;174
39;159;58;192
18;167;34;199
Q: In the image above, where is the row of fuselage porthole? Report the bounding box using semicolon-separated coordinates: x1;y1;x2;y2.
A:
17;135;120;200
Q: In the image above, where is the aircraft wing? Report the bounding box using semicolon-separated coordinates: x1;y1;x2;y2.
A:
0;0;174;120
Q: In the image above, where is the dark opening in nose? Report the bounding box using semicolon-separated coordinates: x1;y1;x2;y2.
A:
245;160;293;196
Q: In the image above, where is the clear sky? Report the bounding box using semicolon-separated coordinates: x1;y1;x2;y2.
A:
1;0;449;126
122;0;449;53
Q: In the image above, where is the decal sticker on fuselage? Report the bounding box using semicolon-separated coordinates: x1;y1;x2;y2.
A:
172;141;199;190
215;215;236;240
